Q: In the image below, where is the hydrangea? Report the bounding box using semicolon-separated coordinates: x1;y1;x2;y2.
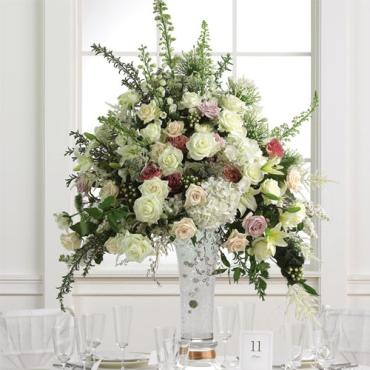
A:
186;178;242;229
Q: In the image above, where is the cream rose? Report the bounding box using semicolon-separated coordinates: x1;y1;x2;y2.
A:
100;180;119;200
251;237;275;261
133;195;163;224
140;122;161;143
260;178;281;204
245;162;264;185
122;232;153;262
221;95;245;113
184;184;207;208
104;233;125;255
150;142;167;162
172;218;197;240
165;120;185;138
224;230;249;253
139;177;169;200
286;166;301;192
60;232;81;251
280;202;306;228
218;110;244;133
118;90;140;109
158;145;183;175
186;132;219;160
54;212;71;230
137;101;160;124
181;92;201;109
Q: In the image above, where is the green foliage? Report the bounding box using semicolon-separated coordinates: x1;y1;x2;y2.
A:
153;0;177;74
270;92;319;142
91;43;142;92
214;54;233;88
228;78;261;106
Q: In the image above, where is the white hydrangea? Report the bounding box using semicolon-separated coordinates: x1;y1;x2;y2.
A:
186;177;242;230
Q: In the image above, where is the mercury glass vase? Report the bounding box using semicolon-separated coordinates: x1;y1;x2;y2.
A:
175;230;220;369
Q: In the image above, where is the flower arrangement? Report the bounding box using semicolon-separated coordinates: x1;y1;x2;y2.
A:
55;0;325;312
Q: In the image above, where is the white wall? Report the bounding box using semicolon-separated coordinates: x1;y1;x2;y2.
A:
0;0;43;310
0;0;370;363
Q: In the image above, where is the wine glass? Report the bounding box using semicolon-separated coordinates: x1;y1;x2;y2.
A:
52;319;75;370
85;313;106;360
74;315;92;370
154;326;178;370
215;305;237;368
113;305;133;370
284;322;305;370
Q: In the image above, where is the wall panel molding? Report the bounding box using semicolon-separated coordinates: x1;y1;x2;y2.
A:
0;274;43;296
347;274;370;296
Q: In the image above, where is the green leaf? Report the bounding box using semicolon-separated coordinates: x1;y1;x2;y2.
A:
85;207;103;221
99;196;116;211
263;192;280;201
74;194;83;212
84;132;96;141
220;251;230;268
109;162;121;169
233;267;243;282
300;282;319;296
106;207;128;232
287;206;301;213
191;236;197;245
70;220;97;236
212;268;227;275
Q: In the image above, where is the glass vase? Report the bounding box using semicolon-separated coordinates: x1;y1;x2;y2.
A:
175;230;221;369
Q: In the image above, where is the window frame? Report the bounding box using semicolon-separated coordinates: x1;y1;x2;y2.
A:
44;0;349;307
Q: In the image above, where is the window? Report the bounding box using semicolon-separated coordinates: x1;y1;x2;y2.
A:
77;0;318;274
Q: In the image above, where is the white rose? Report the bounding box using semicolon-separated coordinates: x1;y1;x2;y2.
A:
122;232;153;262
218;110;244;133
137;101;160;124
140;122;161;143
221;95;245;113
245;162;264;185
104;233;126;255
60;232;81;251
133;195;163;224
280;202;306;228
186;132;219;160
100;180;119;200
54;212;72;230
286;166;302;192
118;90;140;109
184;184;207;208
251;237;275;261
172;218;197;240
224;230;249;253
150;142;167;162
194;123;213;133
158;145;183;175
139;177;169;200
181;92;202;109
260;178;281;204
165;121;184;138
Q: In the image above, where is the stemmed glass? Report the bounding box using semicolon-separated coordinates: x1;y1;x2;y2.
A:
113;305;133;370
85;313;106;360
74;315;92;370
154;326;178;370
52;318;75;370
284;322;305;370
215;305;237;368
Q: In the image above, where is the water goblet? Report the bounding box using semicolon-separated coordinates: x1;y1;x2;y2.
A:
215;305;237;368
113;305;133;370
85;313;106;360
52;319;75;370
74;315;92;370
284;322;305;370
154;326;178;370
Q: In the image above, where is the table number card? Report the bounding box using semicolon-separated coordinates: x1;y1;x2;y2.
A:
239;331;273;370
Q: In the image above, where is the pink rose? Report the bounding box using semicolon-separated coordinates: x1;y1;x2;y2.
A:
168;135;189;152
165;172;182;194
138;164;162;182
223;164;242;183
213;133;226;148
198;101;221;120
242;212;267;237
266;138;284;158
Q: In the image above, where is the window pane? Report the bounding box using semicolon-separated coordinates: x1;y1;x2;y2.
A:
81;0;157;52
167;0;232;52
237;0;311;52
236;56;311;158
81;56;140;133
